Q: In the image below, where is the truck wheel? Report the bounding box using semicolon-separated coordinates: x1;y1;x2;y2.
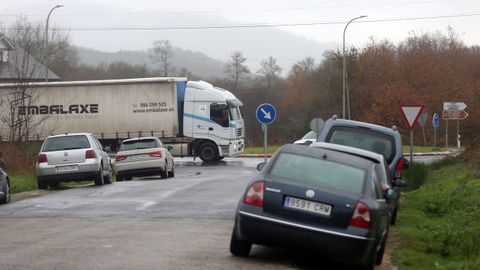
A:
37;177;48;190
199;142;218;162
94;167;104;186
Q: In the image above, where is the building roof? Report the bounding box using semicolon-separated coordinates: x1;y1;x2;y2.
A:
0;34;60;82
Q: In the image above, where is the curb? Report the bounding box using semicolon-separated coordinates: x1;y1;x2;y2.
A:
239;154;273;158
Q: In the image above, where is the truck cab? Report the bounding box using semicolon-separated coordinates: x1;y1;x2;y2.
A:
182;81;245;162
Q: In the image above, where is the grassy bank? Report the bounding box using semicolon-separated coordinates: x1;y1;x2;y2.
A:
394;159;480;269
9;174;37;194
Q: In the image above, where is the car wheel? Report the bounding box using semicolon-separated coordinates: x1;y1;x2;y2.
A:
37;176;48;190
198;142;218;163
94;167;104;186
0;179;10;204
168;162;175;178
104;170;112;184
375;234;388;265
49;181;60;189
160;162;168;179
229;229;251;257
391;207;398;225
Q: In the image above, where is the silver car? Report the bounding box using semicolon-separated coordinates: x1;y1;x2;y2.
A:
36;133;113;189
115;137;174;181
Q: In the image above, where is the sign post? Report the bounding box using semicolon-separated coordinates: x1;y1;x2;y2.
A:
256;103;276;163
400;104;425;165
418;111;428;147
432;113;440;147
443;102;468;149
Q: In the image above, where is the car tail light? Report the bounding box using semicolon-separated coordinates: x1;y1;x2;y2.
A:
116;154;127;161
149;151;162;157
349;202;371;229
85;149;96;159
38;154;48;163
394;158;404;178
244;181;264;207
381;185;388;193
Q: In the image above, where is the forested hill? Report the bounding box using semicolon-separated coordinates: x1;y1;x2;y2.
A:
76;46;226;79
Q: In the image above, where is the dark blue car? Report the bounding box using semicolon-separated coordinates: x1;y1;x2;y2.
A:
230;144;395;270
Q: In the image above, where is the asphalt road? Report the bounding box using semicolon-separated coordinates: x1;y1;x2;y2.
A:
0;156;439;270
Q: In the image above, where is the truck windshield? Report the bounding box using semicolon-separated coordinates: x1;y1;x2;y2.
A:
229;106;242;121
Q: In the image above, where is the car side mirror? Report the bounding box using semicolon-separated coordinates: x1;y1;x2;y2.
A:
403;158;409;170
385;189;398;201
393;179;407;188
167;146;173;151
256;162;266;171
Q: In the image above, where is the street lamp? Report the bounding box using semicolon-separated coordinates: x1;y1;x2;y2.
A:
44;4;63;82
342;15;366;119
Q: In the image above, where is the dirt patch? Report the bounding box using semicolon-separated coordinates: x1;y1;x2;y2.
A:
377;228;400;270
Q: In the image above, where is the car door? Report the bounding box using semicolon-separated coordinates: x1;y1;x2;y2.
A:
371;168;390;237
91;135;111;173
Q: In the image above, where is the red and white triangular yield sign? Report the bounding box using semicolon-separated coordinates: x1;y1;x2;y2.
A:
400;104;425;130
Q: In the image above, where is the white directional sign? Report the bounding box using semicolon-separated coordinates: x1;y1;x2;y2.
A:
443;102;467;111
400;104;425;130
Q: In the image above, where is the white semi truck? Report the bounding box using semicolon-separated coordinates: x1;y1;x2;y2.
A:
0;77;245;162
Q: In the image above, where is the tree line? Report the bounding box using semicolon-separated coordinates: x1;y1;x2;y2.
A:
3;16;479;148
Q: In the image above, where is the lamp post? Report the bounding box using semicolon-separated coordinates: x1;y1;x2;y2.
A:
342;15;366;119
44;4;63;82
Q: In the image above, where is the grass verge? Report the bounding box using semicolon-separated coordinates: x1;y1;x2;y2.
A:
9;174;37;194
393;158;480;269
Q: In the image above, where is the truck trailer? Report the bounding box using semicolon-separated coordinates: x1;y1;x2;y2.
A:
0;77;245;162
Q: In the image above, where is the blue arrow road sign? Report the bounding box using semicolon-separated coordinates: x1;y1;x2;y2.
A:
256;103;276;125
433;113;440;130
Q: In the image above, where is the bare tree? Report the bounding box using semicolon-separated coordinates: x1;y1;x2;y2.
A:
0;16;68;141
257;56;282;90
150;40;175;76
225;51;250;90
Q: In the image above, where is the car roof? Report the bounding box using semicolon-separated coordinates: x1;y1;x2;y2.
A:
311;142;384;164
279;144;375;170
122;137;158;143
46;133;93;138
326;118;398;136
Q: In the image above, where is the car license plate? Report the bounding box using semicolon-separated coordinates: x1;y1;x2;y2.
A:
129;154;148;161
284;196;332;216
56;165;78;172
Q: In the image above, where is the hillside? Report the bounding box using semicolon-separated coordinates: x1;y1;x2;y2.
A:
76;46;227;79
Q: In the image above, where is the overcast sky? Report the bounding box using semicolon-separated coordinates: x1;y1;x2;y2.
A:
2;0;479;72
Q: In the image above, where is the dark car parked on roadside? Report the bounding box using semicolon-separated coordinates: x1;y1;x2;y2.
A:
230;144;396;270
0;168;10;204
317;116;409;224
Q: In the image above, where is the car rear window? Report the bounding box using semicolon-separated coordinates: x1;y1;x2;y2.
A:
327;127;395;164
42;135;91;152
270;153;366;195
120;139;158;151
